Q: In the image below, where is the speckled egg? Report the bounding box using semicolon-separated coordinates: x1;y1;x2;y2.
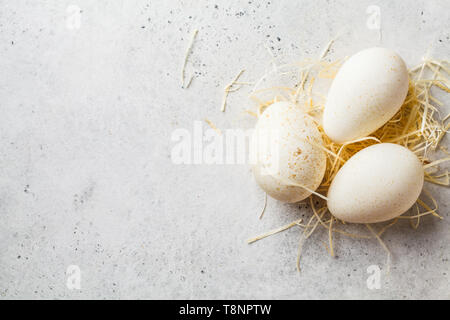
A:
251;101;326;203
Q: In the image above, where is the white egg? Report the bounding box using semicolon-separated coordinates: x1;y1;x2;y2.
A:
323;47;409;144
327;143;424;223
251;101;326;203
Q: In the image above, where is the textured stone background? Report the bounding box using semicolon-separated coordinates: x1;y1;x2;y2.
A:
0;0;449;299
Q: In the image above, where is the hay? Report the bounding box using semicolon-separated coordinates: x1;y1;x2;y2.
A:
181;29;198;89
247;46;449;271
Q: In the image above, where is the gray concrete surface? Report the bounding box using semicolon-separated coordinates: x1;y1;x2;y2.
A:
0;0;449;299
